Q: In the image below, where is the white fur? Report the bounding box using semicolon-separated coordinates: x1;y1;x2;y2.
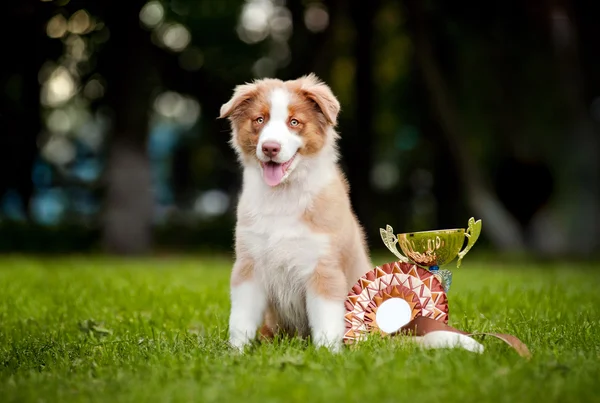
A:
233;138;337;337
228;278;267;351
306;290;346;352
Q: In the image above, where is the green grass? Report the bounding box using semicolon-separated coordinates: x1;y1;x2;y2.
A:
1;254;599;403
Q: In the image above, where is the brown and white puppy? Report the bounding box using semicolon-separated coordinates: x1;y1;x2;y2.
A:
219;74;372;352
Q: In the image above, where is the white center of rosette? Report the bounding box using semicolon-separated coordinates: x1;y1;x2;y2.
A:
375;298;412;334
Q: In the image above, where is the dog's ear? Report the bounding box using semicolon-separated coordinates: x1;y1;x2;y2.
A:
219;83;257;119
298;73;340;126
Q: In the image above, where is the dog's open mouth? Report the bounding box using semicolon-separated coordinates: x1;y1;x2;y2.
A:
260;155;296;187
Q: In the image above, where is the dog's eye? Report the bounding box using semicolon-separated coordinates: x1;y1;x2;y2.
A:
255;117;264;124
290;119;299;127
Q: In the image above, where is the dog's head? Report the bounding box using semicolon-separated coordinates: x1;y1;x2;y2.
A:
219;74;341;187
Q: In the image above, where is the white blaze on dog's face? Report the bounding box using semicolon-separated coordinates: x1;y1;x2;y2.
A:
255;88;301;186
219;74;340;187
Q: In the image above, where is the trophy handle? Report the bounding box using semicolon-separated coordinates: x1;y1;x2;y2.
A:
380;225;410;264
456;217;482;268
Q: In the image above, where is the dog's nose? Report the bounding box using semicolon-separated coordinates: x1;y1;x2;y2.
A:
262;142;281;159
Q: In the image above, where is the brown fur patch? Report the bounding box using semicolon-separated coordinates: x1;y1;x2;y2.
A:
287;91;329;157
258;324;275;340
231;229;257;288
303;168;370;299
286;74;341;126
302;168;350;233
258;304;279;341
230;90;271;156
309;260;348;301
230;257;254;287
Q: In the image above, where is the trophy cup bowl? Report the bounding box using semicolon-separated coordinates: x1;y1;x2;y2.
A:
380;217;482;291
397;228;467;268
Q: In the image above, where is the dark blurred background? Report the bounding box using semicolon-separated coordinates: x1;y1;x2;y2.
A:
1;0;598;258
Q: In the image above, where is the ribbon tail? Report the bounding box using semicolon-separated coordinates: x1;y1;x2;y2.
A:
393;316;531;359
467;332;532;359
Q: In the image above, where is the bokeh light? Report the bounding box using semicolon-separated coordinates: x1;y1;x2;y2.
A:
252;57;277;78
46;109;72;134
75;110;109;152
83;78;105;100
41;135;76;166
0;190;26;222
72;158;102;182
153;91;200;127
31;188;68;226
41;66;77;107
268;6;292;41
304;3;329;33
140;1;165;28
66;35;88;62
68;10;93;34
370;161;400;191
237;0;274;44
160;23;191;52
194;190;230;218
46;14;68;38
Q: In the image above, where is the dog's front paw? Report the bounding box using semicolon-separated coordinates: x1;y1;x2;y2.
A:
228;335;252;353
306;292;346;354
228;276;267;354
311;329;344;353
313;337;343;353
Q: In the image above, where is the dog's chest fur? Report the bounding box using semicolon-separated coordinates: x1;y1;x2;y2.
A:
236;167;332;334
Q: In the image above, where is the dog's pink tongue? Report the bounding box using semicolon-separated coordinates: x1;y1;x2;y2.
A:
263;162;285;187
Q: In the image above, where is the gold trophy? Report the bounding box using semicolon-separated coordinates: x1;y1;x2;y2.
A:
380;217;482;291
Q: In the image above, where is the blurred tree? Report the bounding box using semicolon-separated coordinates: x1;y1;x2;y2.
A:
1;0;596;257
402;0;526;252
398;0;599;256
345;0;381;238
537;0;600;256
0;1;58;220
97;0;159;254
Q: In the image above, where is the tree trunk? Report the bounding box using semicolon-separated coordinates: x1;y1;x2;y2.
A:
347;0;380;242
531;1;600;256
99;0;157;255
403;0;525;252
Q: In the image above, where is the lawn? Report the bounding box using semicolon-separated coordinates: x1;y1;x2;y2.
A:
0;254;599;403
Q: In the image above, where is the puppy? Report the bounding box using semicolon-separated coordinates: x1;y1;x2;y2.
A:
219;74;372;352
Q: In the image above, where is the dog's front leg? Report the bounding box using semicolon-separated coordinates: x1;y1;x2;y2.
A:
306;262;347;353
228;259;267;352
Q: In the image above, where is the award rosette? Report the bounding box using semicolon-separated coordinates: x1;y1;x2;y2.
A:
343;261;449;344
